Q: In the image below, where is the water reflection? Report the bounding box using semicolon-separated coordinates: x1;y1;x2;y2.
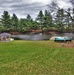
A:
11;33;74;40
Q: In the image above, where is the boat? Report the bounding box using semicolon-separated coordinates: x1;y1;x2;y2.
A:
54;37;72;42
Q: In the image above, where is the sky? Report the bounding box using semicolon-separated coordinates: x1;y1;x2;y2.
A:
0;0;72;19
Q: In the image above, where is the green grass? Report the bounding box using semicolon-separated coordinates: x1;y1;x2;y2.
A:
0;40;74;75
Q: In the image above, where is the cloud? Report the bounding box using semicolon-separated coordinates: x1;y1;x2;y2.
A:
0;0;72;19
57;0;72;8
0;0;48;19
10;2;46;18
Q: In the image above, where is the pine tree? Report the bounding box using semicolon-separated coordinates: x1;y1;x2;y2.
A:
11;14;19;31
1;11;11;31
36;10;44;30
26;14;32;21
44;10;52;28
55;9;65;32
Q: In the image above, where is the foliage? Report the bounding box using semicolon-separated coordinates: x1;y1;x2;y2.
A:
11;14;19;31
36;10;44;30
0;11;11;31
0;2;74;33
44;10;52;28
26;14;32;21
48;0;74;32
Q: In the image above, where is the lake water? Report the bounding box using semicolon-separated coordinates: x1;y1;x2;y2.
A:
11;33;74;40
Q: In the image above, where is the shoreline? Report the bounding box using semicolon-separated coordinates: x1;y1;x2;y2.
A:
0;30;74;35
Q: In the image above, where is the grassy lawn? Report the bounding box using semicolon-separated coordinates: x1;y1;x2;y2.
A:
0;40;74;75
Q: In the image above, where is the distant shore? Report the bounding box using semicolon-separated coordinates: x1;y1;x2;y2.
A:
0;30;74;35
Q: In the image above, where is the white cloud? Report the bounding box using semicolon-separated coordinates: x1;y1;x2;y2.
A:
0;0;72;19
22;0;51;5
58;0;72;8
31;0;51;5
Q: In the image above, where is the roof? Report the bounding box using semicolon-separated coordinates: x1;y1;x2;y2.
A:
0;32;11;37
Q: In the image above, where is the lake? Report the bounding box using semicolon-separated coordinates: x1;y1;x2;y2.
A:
11;33;74;40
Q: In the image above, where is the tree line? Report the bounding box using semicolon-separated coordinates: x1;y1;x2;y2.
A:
0;0;74;33
0;11;39;32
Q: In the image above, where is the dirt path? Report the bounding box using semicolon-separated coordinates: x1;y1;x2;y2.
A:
62;41;74;48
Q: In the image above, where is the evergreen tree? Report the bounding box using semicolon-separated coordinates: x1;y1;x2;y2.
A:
11;14;19;31
64;8;72;31
1;11;11;31
26;14;32;21
19;18;28;31
55;9;65;32
44;10;52;28
26;14;34;30
36;10;44;30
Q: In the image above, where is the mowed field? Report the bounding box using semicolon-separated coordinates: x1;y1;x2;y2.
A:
0;40;74;75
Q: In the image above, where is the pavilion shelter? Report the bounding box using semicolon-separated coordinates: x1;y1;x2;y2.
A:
0;33;11;41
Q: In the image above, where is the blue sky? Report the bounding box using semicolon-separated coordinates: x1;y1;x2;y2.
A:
0;0;72;19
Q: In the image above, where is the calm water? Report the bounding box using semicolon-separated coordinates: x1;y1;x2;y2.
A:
11;33;74;40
